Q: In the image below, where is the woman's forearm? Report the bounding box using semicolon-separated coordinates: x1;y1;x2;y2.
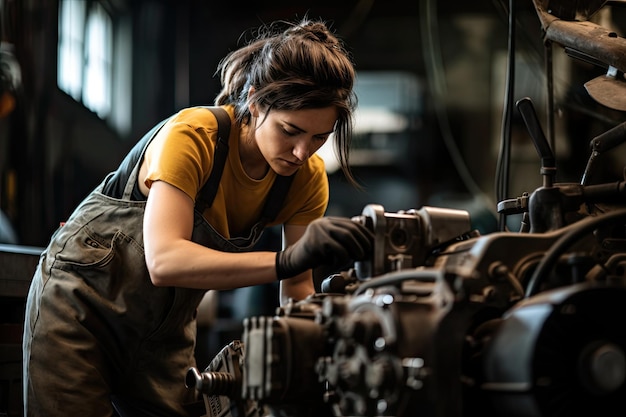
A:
146;239;278;290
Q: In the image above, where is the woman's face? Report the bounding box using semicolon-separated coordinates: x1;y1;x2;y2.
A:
251;106;338;177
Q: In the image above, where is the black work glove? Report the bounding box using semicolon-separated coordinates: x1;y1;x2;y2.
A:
276;216;374;280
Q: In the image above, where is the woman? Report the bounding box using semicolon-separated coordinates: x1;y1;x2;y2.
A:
22;17;372;417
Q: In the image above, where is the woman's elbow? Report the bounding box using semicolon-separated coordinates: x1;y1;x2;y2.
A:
145;253;172;287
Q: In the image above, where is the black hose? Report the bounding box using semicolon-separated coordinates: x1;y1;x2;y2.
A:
525;208;626;297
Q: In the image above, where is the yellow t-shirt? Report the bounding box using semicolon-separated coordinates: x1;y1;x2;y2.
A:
142;106;329;238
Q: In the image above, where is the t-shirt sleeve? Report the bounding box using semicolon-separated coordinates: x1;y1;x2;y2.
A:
142;113;216;201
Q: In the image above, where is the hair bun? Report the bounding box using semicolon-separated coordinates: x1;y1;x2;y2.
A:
286;19;341;49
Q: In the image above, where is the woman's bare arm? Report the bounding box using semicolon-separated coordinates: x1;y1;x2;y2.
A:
143;180;279;290
279;224;316;304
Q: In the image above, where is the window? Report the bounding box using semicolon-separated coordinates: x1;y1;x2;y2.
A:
57;0;86;102
58;0;128;129
82;4;112;118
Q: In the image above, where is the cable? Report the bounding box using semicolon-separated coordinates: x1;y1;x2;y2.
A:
525;208;626;298
495;0;516;231
419;0;498;221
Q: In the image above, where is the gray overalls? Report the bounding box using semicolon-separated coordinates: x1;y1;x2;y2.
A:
22;108;291;417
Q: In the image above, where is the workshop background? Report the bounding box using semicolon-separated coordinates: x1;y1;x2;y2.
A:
4;0;626;247
1;1;626;416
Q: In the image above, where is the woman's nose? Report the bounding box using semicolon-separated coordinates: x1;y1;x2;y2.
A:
292;140;310;161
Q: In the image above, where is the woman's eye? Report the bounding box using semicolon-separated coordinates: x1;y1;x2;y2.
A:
281;128;297;136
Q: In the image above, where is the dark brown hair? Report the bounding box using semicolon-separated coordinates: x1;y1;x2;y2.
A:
215;17;358;185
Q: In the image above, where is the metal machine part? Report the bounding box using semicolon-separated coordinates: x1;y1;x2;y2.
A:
479;285;626;417
351;203;474;279
531;0;626;111
188;194;626;417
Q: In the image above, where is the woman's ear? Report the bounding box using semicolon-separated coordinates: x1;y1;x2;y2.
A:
248;87;259;117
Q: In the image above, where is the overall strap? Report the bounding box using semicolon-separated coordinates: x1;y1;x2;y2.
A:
195;107;231;213
195;106;295;224
260;174;295;224
122;118;170;200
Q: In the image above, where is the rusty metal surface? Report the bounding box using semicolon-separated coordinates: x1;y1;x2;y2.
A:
530;0;626;110
531;0;626;73
541;0;608;21
545;19;626;73
585;72;626;111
